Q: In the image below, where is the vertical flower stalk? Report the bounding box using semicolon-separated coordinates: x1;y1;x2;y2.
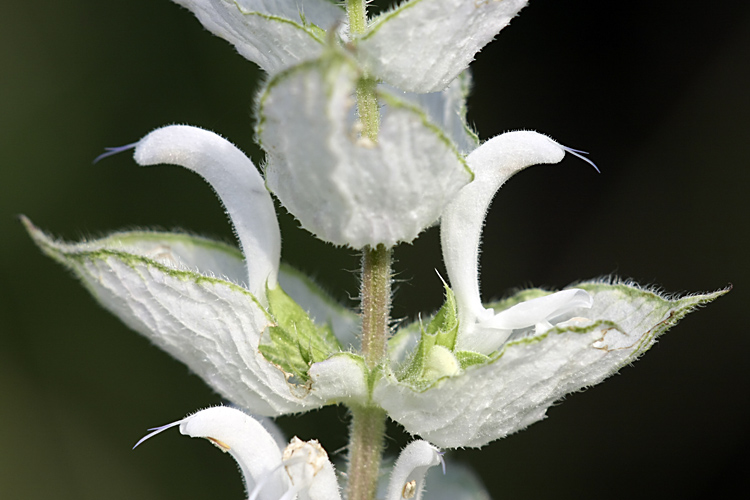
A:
346;4;390;498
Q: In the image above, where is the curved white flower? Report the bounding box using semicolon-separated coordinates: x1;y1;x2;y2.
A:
371;131;728;447
23;125;368;416
134;124;281;299
171;0;528;92
441;131;594;353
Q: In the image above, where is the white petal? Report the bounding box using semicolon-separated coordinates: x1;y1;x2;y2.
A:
358;0;528;92
374;283;727;448
385;440;442;500
457;288;594;353
179;407;288;500
281;437;342;500
385;71;479;155
134;125;280;299
259;56;472;248
441;131;565;335
24;220;334;416
171;0;344;73
485;289;593;330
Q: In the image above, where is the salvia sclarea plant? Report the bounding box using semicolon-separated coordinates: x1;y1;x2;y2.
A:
24;1;727;499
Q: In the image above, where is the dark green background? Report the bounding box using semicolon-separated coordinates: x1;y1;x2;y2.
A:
2;1;748;499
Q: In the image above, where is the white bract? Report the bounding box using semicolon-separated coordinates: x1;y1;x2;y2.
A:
171;0;528;90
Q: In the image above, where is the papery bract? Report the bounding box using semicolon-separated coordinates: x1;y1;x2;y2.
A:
257;54;472;247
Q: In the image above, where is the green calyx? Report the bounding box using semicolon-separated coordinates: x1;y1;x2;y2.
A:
397;285;469;389
259;285;343;384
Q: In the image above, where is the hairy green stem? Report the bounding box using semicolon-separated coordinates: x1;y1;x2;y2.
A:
346;245;391;500
346;0;368;35
360;244;392;368
346;405;388;500
344;4;390;500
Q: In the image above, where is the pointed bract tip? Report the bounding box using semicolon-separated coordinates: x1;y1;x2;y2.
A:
93;142;138;164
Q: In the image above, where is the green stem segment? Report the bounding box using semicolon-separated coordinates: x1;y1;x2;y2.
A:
346;405;388;500
347;246;392;500
360;244;392;368
345;4;390;500
346;0;368;35
347;0;380;142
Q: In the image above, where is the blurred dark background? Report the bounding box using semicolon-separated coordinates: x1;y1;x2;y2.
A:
2;1;748;499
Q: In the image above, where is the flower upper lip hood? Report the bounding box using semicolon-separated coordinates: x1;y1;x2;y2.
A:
171;0;529;92
133;125;280;300
441;131;595;354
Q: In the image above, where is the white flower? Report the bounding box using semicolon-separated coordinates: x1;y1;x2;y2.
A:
23;125;369;416
134;406;450;500
24;126;727;448
370;131;728;448
25;0;728;455
441;131;596;354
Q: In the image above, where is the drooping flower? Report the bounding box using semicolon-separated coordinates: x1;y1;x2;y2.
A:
134;406;454;500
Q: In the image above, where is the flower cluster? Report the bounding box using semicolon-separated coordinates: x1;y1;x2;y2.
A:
26;1;726;498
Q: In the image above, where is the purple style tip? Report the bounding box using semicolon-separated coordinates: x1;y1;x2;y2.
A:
132;419;183;450
93;142;138;164
559;144;601;173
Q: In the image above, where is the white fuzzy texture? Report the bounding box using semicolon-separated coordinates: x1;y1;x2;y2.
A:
374;283;721;448
385;440;442;500
180;407;289;500
134;125;280;299
24;222;369;416
259;58;471;248
171;0;344;74
441;131;567;347
358;0;528;93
